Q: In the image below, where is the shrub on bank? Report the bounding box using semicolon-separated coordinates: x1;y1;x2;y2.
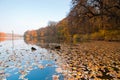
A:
73;34;80;43
90;30;105;40
90;30;120;41
104;30;120;41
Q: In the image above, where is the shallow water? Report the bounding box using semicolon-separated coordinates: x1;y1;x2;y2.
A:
0;39;64;80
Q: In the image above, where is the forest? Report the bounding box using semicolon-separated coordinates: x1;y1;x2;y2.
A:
0;32;6;37
24;0;120;43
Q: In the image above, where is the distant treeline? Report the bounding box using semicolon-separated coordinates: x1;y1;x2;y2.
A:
0;32;23;38
0;32;6;37
24;0;120;43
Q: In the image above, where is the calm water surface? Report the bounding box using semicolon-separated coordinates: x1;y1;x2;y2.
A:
0;39;64;80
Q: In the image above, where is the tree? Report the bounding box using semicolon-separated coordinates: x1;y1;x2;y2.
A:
70;0;120;30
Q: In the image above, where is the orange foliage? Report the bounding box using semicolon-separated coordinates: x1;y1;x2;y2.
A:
0;37;6;42
0;32;6;37
31;30;37;37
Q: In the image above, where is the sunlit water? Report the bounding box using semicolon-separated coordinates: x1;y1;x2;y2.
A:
0;39;64;80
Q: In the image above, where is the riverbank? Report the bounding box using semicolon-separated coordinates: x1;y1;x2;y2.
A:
51;41;120;80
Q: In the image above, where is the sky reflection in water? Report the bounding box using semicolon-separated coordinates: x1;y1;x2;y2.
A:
0;39;64;80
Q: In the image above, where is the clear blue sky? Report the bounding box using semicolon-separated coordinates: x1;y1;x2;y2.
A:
0;0;71;35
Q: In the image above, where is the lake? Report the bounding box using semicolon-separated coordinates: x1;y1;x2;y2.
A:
0;38;64;80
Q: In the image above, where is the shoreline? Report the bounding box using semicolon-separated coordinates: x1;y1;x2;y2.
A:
51;41;120;80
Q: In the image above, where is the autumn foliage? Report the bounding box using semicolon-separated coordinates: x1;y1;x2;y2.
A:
24;0;120;43
0;32;6;42
0;32;6;37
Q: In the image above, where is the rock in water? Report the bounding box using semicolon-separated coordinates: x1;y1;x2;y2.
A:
55;45;61;50
31;47;37;52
